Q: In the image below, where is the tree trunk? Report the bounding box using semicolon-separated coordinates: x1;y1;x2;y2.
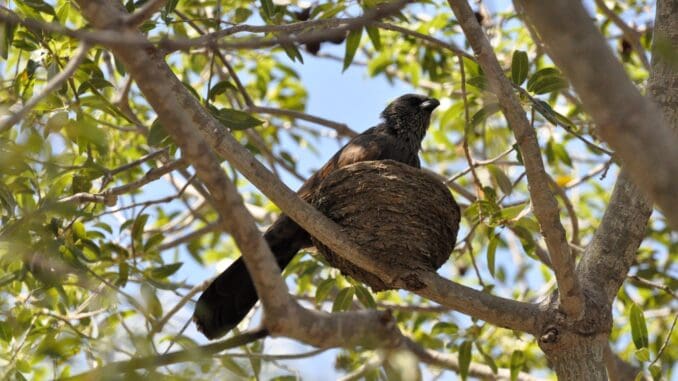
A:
541;332;608;380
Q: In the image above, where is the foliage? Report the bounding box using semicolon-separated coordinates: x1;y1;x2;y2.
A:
0;0;674;379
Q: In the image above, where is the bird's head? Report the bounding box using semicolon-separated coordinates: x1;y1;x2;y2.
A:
380;94;440;142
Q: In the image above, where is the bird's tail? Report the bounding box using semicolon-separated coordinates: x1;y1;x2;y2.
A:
193;215;310;339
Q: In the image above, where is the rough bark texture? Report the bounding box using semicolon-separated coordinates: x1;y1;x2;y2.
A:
310;160;460;291
647;0;678;131
544;333;608;381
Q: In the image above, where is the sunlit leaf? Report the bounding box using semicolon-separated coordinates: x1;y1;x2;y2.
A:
343;28;362;72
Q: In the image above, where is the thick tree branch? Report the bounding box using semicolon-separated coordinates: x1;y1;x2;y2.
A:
447;0;583;318
518;0;678;230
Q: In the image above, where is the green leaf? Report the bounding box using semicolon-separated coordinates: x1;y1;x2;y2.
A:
261;0;275;19
144;233;164;252
527;67;567;94
22;0;56;15
487;234;498;277
342;28;362;72
0;19;17;60
332;286;354;312
488;165;513;196
208;80;237;101
213;108;264;130
532;99;560;126
467;76;487;90
148;119;170;146
220;356;249;377
234;8;253;23
140;283;162;319
470;103;500;127
0;320;12;342
553;141;573;167
72;220;87;240
354;285;376;308
315;278;335;303
510;350;525;381
458;340;472;381
150;262;183;279
475;343;498;374
511;50;528;85
281;43;304;63
366;26;381;51
630;304;649;349
431;321;458;336
649;364;662;380
132;213;149;243
634;348;650;362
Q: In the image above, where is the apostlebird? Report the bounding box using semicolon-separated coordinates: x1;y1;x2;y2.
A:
194;94;440;339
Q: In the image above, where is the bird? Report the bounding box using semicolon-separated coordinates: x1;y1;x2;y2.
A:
193;94;440;339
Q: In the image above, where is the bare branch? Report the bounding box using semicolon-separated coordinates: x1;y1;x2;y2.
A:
0;42;90;132
628;275;677;299
249;105;358;138
447;0;583;318
157;221;220;251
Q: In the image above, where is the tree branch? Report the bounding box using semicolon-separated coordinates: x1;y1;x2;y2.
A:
518;0;678;230
447;0;583;318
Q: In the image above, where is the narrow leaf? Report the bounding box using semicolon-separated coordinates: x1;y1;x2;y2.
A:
354;285;376;308
630;304;649;349
366;26;381;50
214;108;264;130
488;165;513;196
487;235;498;277
431;322;458;336
132;213;149;243
458;340;472;381
332;286;354;312
511;50;528;85
342;28;362;72
150;262;183;279
510;350;525;381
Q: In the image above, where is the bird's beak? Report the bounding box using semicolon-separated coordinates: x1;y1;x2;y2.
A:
420;98;440;112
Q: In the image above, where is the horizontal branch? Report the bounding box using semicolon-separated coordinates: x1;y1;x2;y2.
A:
406;271;541;335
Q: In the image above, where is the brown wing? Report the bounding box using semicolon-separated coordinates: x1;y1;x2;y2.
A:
296;130;397;200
